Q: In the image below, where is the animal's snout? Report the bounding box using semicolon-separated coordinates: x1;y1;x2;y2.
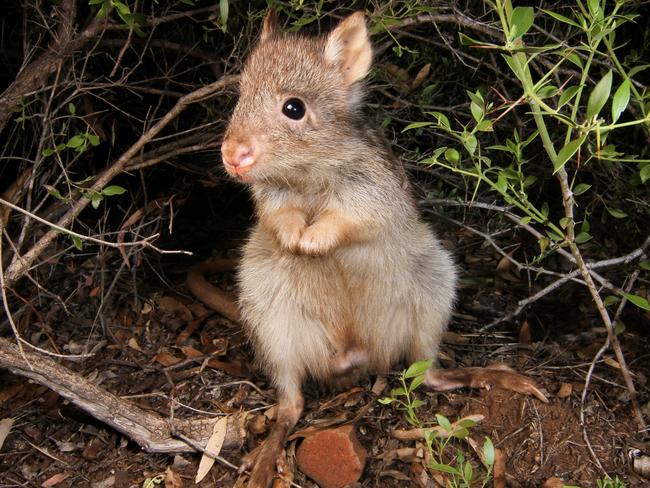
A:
221;136;258;176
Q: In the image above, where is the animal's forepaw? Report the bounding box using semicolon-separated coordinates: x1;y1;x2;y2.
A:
277;224;304;254
298;224;338;256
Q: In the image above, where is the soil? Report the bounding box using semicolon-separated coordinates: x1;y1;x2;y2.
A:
1;192;648;488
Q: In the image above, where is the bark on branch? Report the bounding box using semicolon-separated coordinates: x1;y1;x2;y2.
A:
0;336;244;453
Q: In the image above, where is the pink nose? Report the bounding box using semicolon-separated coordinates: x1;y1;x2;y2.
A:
221;139;256;172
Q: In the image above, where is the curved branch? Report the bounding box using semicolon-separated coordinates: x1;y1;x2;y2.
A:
3;75;239;288
0;336;244;453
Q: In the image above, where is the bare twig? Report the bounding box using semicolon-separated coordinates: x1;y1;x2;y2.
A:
3;75;238;288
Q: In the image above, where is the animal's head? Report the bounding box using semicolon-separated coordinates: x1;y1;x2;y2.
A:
221;11;373;183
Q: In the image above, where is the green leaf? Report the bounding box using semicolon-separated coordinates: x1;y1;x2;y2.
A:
611;79;630;123
90;193;103;209
96;2;109;20
519;216;532;225
102;185;127;196
510;7;534;39
458;32;494;47
586;70;612;119
88;0;104;5
404;359;433;378
606;208;627;219
614;321;626;335
456;419;478;429
429;462;461;476
377;397;394;405
435;414;452;432
409;375;425;392
483;437;495;466
558;85;580;109
587;0;601;19
477;119;493;132
67;135;85;148
623;293;650;311
411;399;425;409
429;111;450;129
112;1;131;15
87;133;100;146
641;165;650;183
219;0;229;24
470;100;483;123
71;235;83;250
42;148;56;157
452;427;469;439
390;387;407;397
554;137;584;172
68;103;76;115
44;185;65;200
639;260;650;271
573;183;591;196
541;9;581;29
402;121;433;132
575;231;592;243
567;52;583;69
559;217;570;229
463;461;474;481
463;134;477;155
444;148;460;164
538;85;558;99
603;295;620;307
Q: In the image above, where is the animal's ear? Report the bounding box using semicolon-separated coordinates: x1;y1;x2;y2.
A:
261;9;279;42
324;11;372;86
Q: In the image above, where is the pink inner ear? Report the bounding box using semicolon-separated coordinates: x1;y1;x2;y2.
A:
325;13;373;86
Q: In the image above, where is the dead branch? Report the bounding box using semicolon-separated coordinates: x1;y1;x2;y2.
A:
0;336;244;454
3;74;238;288
0;4;104;134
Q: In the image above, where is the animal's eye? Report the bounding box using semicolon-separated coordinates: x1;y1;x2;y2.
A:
282;98;306;120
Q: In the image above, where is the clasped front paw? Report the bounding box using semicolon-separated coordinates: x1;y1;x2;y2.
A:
297;225;337;256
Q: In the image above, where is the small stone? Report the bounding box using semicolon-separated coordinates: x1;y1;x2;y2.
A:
296;424;367;488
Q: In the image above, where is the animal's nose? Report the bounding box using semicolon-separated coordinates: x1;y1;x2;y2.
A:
221;138;256;171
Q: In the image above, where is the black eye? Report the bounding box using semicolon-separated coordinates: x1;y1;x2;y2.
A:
282;98;306;120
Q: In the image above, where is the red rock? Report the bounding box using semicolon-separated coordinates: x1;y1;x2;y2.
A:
296;424;367;488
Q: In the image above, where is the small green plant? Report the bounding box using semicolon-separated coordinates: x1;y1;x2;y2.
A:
405;0;650;311
597;475;626;488
379;360;495;487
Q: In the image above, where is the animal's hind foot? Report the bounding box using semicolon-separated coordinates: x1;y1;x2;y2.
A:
424;364;548;403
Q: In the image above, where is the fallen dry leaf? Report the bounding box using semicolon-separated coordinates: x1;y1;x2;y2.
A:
0;418;15;451
0;384;22;405
248;415;267;435
180;345;204;358
165;466;183;488
557;383;573;399
41;473;69;487
206;358;246;377
195;416;228;483
411;63;431;89
371;375;388;396
153;351;182;366
127;337;144;353
156;295;193;321
603;356;622;370
541;476;565;488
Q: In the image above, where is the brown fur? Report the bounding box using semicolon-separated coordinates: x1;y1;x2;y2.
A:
221;11;457;487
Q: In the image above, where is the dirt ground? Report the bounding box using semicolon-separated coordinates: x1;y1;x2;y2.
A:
1;208;648;488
